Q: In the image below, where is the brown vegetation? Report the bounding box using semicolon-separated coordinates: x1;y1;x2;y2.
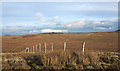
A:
2;32;118;53
2;31;119;70
2;50;120;70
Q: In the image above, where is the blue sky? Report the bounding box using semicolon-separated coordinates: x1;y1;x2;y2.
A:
2;2;118;35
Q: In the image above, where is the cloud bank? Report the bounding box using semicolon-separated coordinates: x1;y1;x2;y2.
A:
29;29;68;33
2;2;118;35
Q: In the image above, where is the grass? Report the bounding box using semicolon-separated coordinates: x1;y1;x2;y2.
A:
2;32;119;70
2;32;118;53
2;49;120;70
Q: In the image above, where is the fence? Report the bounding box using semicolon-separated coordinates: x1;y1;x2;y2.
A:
24;41;86;54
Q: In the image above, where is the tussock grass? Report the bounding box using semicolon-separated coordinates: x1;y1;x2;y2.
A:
2;50;120;70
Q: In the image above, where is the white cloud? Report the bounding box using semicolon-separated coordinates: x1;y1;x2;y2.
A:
3;26;34;35
94;27;107;30
29;30;41;33
63;21;86;29
52;16;59;20
48;23;57;26
41;29;68;33
35;12;45;22
49;16;59;22
35;13;59;23
94;26;116;30
108;27;116;30
93;21;101;25
29;29;68;33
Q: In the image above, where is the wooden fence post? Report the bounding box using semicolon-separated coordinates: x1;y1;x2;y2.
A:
28;48;29;53
25;48;27;53
44;43;46;53
82;42;85;55
30;48;32;53
29;48;31;53
39;43;41;53
33;45;35;53
64;42;66;51
51;43;53;51
25;48;29;53
36;44;37;52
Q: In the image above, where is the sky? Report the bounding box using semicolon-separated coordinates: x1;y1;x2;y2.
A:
2;2;118;35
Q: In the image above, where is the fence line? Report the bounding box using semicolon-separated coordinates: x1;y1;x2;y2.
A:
24;41;86;54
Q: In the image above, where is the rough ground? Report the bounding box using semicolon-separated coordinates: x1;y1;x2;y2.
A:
1;31;119;70
2;32;118;53
2;50;120;70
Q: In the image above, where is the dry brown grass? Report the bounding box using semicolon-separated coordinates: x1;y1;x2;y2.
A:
2;32;119;70
2;32;118;53
2;49;120;70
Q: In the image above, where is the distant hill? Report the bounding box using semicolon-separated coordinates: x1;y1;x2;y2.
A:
115;29;120;32
42;32;63;34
